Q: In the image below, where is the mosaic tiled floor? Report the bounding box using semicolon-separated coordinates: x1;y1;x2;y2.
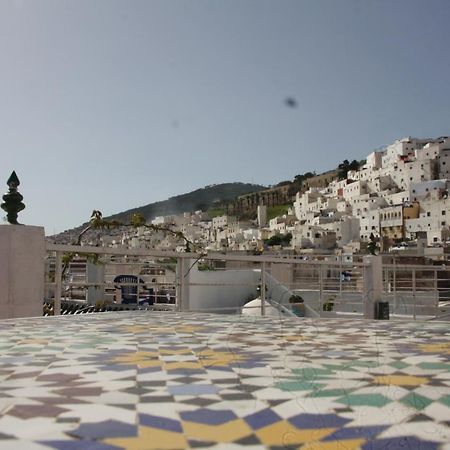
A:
0;312;449;449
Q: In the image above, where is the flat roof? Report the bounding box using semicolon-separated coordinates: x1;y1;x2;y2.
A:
0;311;449;449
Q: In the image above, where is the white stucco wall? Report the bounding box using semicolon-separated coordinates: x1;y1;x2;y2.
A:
188;266;260;312
0;225;45;319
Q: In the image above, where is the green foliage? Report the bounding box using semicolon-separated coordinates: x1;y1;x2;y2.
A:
367;233;379;255
288;172;317;197
267;204;291;220
289;294;303;304
207;208;226;218
275;180;292;187
337;159;361;180
294;172;316;184
198;261;216;271
323;297;335;311
130;213;146;227
264;232;292;247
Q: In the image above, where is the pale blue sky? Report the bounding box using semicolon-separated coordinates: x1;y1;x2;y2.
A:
1;0;449;234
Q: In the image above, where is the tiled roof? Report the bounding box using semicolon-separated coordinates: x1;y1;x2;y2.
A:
0;312;449;449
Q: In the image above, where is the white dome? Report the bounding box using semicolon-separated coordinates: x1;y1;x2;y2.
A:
241;297;280;317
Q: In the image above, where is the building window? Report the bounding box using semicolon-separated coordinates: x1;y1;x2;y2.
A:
442;222;446;226
427;212;431;216
442;211;446;215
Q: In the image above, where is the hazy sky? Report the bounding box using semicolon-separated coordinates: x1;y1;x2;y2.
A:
1;0;449;234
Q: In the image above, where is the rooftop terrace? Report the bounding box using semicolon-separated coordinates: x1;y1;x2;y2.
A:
0;312;449;449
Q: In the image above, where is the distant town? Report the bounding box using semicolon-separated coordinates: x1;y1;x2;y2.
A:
52;136;450;260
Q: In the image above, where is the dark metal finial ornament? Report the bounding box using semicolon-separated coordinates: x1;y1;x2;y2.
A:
1;171;25;224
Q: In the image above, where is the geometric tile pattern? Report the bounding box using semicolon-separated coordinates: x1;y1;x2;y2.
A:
0;311;449;449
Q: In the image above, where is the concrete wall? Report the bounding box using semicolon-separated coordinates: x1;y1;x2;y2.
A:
0;225;45;319
188;266;260;313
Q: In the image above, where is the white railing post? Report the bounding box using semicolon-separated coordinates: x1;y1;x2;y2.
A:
393;258;397;314
86;260;105;306
434;269;439;319
177;257;190;312
412;268;416;320
363;255;382;319
261;261;266;316
54;251;62;316
319;265;323;314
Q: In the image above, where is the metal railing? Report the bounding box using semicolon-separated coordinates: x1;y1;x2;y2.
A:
44;243;450;320
382;263;450;319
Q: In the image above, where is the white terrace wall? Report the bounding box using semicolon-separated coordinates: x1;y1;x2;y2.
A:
0;225;45;319
187;264;260;313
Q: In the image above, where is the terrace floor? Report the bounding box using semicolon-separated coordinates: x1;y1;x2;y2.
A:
0;312;449;449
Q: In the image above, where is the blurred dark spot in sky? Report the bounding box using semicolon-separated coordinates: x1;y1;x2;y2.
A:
285;97;298;108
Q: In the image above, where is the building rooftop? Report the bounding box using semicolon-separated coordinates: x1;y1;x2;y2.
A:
0;312;449;449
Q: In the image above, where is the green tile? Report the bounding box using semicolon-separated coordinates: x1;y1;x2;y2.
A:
401;392;433;411
418;362;450;371
337;393;391;407
348;361;380;369
389;361;410;370
291;367;334;380
10;347;42;353
275;380;322;392
439;395;450;408
308;388;353;398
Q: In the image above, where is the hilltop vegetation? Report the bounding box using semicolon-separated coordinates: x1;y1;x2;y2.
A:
108;182;266;223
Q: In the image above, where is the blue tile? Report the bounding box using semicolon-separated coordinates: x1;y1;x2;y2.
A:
180;409;236;425
362;436;439;450
68;420;138;439
245;409;281;430
139;414;183;432
40;440;121;450
288;413;351;429
323;425;388;441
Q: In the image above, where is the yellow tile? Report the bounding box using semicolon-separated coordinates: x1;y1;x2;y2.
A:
113;351;161;369
301;438;366;450
104;426;187;450
374;375;429;386
148;327;173;333
419;342;450;355
197;349;244;368
255;421;335;446
123;326;150;333
175;325;205;333
164;361;203;370
159;348;193;355
182;419;253;443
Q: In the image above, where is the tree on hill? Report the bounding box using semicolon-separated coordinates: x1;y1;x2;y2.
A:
338;159;360;180
264;233;292;247
294;172;316;184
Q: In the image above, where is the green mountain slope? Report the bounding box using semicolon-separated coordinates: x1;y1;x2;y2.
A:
108;182;266;222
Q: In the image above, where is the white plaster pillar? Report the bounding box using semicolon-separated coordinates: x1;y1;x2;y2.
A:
86;260;105;306
363;255;383;320
0;225;45;319
177;258;191;312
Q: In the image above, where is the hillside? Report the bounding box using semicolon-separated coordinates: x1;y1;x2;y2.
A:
51;182;266;239
109;182;266;222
